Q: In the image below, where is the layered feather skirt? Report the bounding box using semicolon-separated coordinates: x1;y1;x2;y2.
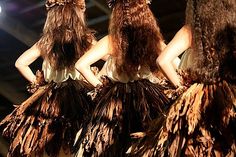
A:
0;79;94;157
129;81;236;157
74;78;173;157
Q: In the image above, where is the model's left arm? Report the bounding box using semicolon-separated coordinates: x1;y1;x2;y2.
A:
160;40;181;70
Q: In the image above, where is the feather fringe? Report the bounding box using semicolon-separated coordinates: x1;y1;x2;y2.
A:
0;79;94;157
129;81;236;157
74;79;172;157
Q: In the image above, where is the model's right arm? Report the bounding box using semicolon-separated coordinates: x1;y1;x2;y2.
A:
157;25;192;87
15;44;41;83
75;35;112;87
91;39;110;61
160;40;181;70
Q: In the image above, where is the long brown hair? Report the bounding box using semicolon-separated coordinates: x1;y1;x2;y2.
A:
109;0;164;77
185;0;236;83
37;0;94;70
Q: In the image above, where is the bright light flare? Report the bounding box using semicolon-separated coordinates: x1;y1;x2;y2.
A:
0;6;2;13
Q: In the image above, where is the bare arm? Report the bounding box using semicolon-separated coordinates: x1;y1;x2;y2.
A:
160;40;181;70
91;39;110;61
157;25;192;87
15;44;41;83
75;35;112;87
172;57;181;69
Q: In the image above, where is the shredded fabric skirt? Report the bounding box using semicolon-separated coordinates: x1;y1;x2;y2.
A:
129;80;236;157
0;78;94;157
74;78;173;157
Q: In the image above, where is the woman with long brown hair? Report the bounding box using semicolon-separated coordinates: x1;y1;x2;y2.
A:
74;0;180;156
129;0;236;156
0;0;95;156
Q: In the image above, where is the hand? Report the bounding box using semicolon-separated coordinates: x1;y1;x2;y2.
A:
87;76;110;100
35;70;46;86
99;75;111;86
176;85;187;95
27;70;46;93
87;83;104;100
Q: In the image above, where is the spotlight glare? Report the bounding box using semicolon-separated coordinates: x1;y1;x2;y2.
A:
0;6;2;14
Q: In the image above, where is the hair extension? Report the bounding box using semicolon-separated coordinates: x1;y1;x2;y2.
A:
37;0;94;70
185;0;236;83
109;0;164;78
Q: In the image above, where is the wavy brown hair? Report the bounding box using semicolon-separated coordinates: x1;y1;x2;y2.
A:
186;0;236;83
109;0;164;77
37;0;94;70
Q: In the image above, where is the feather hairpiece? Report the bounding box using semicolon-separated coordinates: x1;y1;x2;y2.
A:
45;0;75;10
107;0;152;9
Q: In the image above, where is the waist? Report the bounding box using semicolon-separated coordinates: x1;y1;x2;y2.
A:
44;70;82;83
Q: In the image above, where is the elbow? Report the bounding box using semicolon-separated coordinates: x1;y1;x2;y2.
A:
75;61;88;74
15;59;23;70
75;61;83;72
156;56;168;71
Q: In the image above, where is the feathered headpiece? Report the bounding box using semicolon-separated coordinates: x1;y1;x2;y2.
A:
45;0;85;10
106;0;152;8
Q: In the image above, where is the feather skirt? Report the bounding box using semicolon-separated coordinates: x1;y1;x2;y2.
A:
0;79;94;157
129;81;236;157
74;79;172;157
